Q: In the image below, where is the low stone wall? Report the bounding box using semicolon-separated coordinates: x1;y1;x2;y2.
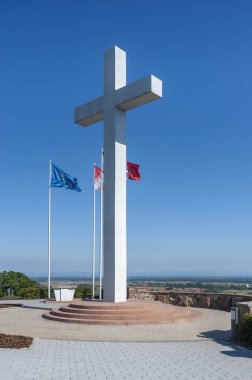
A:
165;292;252;311
128;287;156;301
128;287;252;312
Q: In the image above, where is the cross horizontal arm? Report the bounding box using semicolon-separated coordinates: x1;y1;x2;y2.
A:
74;75;162;127
74;96;104;127
115;75;162;111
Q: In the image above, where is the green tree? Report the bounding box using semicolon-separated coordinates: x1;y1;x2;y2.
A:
74;286;92;299
0;271;40;299
39;287;54;299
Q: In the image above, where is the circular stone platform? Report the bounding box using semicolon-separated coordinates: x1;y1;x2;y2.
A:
42;300;203;325
0;300;231;341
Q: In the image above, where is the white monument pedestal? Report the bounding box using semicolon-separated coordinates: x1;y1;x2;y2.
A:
53;286;77;302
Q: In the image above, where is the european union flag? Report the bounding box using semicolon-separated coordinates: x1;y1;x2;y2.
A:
50;163;81;192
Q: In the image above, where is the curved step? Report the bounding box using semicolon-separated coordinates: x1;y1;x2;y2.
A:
43;312;202;325
42;313;175;325
42;300;203;325
50;310;172;320
59;306;164;315
68;302;164;310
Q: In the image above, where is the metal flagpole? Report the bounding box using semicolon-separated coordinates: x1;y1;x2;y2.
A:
99;149;104;300
48;160;52;300
92;164;96;299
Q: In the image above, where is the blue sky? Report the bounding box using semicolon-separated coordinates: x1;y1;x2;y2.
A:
0;0;251;276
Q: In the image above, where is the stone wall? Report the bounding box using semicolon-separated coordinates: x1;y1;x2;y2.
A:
128;287;156;301
166;292;252;311
128;287;252;311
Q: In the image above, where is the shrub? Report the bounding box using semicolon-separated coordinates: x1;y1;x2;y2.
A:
0;271;40;299
239;313;252;347
39;288;55;299
19;287;40;299
74;286;92;299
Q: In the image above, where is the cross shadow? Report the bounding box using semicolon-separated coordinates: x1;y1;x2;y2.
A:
198;330;252;359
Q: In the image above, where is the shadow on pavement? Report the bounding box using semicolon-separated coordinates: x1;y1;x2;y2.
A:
198;329;231;341
198;329;252;359
22;306;52;311
220;347;252;358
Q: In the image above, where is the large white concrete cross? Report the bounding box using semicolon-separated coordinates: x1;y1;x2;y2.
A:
74;46;162;302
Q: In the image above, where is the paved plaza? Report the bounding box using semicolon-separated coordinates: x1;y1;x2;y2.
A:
1;300;252;379
0;300;230;342
1;339;252;379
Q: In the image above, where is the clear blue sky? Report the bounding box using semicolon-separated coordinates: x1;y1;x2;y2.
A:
0;0;251;276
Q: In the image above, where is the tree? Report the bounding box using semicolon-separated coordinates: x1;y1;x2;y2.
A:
74;286;92;299
0;271;40;299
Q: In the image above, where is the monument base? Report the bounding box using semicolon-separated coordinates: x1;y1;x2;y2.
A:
42;300;202;325
53;288;76;302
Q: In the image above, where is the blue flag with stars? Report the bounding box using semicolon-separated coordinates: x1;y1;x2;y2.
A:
50;163;81;192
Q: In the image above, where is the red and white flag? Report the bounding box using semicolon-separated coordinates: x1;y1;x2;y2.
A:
127;161;141;181
94;161;140;187
94;165;103;190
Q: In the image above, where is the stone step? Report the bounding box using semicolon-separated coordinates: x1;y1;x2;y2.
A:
59;306;167;315
42;313;176;325
50;310;178;320
68;302;164;310
42;300;203;325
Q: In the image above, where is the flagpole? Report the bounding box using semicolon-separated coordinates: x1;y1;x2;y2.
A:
92;163;96;299
48;160;52;300
99;148;104;300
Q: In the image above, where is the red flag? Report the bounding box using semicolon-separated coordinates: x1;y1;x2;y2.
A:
94;165;103;190
127;161;141;181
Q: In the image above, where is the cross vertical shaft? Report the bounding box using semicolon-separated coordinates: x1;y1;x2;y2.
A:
74;45;162;303
103;46;127;302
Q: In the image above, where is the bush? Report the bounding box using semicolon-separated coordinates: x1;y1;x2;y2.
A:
239;313;252;347
19;287;40;299
39;287;55;299
74;286;92;299
0;271;40;299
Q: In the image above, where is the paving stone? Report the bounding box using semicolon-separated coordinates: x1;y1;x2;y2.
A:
1;300;251;379
1;339;252;379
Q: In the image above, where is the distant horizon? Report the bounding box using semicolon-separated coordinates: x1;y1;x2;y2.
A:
26;271;252;279
2;269;252;278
